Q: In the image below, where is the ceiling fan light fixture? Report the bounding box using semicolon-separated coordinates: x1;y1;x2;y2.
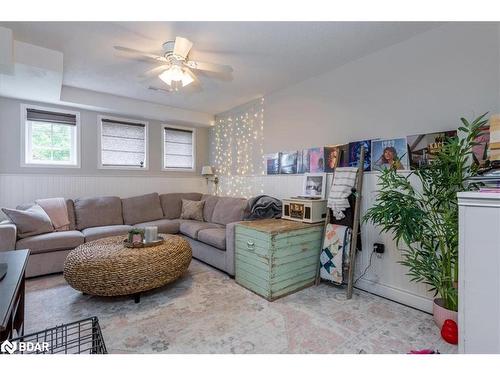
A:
158;65;194;88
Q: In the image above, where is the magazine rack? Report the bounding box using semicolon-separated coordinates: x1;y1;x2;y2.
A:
315;147;365;299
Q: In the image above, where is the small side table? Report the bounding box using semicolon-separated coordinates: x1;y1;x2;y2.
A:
235;219;324;301
0;249;29;341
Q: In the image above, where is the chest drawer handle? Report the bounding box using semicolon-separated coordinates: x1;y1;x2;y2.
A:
246;241;255;249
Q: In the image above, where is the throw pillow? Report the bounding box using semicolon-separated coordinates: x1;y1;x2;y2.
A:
180;199;205;221
2;204;54;239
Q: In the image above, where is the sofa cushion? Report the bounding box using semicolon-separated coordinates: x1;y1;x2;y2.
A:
82;225;132;242
201;194;219;222
16;230;84;255
121;193;163;225
2;205;54;239
66;199;77;231
74;196;123;230
197;228;226;250
180;199;205;221
211;197;248;225
134;219;180;234
179;220;223;240
160;193;203;219
15;199;76;231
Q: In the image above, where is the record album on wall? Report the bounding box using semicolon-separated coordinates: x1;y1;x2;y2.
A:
280;151;298;174
265;153;281;174
337;143;349;167
406;130;457;169
371;137;409;171
324;146;340;172
297;149;310;174
348;140;371;171
308;147;325;173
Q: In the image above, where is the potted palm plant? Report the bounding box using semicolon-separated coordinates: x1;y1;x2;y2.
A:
363;114;487;328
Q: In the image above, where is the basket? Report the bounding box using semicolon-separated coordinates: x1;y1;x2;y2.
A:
8;316;107;354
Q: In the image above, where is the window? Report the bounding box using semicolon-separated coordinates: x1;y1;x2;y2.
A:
163;126;195;171
22;105;80;167
99;117;148;169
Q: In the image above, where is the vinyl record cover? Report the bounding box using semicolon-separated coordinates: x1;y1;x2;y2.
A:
280;151;298;174
324;146;340;172
265;153;281;174
407;130;457;169
348;140;371;171
372;138;409;171
297;149;310;174
338;144;349;167
308;147;325;173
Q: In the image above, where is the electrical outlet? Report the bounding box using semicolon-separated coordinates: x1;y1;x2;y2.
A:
373;243;385;254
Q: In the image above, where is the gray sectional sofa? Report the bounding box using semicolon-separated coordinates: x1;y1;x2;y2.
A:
0;192;248;278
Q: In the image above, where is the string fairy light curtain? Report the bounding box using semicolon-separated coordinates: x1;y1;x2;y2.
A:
210;97;265;197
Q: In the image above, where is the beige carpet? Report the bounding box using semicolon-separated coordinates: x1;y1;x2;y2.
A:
25;259;456;354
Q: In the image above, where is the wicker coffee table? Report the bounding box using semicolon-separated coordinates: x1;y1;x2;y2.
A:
63;234;192;302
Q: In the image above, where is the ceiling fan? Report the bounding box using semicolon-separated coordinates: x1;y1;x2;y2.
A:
114;36;233;92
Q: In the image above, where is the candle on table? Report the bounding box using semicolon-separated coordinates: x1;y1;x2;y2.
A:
145;226;158;243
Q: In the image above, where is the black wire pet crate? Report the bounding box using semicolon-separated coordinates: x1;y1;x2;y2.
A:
9;316;107;354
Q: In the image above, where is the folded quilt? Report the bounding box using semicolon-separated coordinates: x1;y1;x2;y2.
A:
327;167;358;220
36;197;70;231
319;223;352;285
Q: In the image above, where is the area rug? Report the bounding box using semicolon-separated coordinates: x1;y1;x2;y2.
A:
24;260;457;354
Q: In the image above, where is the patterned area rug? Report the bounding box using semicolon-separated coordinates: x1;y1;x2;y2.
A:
25;260;457;354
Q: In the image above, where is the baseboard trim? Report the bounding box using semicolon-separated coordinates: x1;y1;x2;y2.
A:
355;278;433;314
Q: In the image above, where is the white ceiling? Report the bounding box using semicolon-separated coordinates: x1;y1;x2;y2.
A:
0;22;442;115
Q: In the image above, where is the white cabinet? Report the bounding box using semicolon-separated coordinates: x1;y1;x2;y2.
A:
458;192;500;353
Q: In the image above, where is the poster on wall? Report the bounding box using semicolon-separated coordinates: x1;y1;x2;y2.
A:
297;149;310;174
308;147;325;173
324;146;341;172
280;151;298;174
348;140;371;171
371;138;409;171
337;144;349;167
407;130;457;169
265;153;281;174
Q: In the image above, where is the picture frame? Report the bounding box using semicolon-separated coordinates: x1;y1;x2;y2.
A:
301;173;327;199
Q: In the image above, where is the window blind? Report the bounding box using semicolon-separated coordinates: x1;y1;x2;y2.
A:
101;118;146;168
164;127;193;169
26;108;77;125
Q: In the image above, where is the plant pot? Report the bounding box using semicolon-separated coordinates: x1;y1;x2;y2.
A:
433;298;458;329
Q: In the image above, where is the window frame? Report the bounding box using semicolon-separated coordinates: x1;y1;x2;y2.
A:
97;115;149;171
20;103;81;168
161;124;196;172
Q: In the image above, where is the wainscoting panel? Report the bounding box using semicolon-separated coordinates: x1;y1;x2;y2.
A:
0;174;208;210
218;172;434;313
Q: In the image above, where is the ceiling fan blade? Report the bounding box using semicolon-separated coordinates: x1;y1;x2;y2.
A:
173;37;193;60
184;67;201;86
185;60;233;74
114;46;167;62
138;64;171;79
149;85;174;93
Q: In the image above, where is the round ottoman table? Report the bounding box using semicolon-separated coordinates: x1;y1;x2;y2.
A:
63;234;192;302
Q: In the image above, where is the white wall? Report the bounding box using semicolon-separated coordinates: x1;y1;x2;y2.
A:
213;23;500;312
264;23;500;152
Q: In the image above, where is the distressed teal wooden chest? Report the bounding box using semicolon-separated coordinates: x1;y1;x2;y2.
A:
235;219;324;301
